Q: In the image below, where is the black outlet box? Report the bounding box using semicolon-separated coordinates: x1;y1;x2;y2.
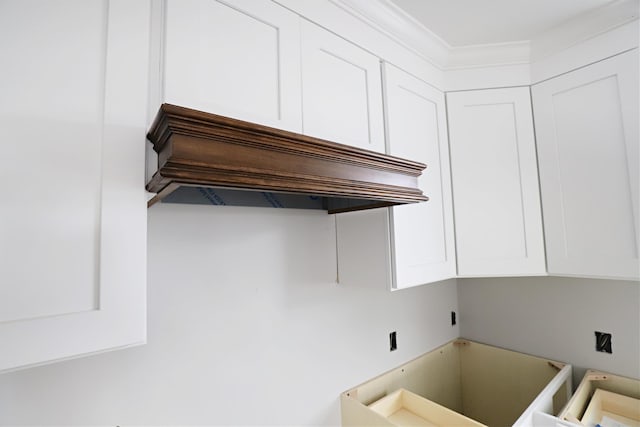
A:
595;331;612;354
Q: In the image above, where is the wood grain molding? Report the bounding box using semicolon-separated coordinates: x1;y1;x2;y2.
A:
146;104;428;213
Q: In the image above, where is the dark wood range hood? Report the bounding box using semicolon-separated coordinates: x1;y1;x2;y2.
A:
146;104;428;213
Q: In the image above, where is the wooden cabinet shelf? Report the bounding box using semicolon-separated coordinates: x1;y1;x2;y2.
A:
367;388;485;426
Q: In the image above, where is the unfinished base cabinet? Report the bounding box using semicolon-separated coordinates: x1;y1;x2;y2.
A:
366;388;485;426
336;64;455;289
558;370;640;426
532;49;639;280
341;340;572;427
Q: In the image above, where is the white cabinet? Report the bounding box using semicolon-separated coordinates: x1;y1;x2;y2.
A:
162;0;302;132
384;64;456;287
447;88;546;277
160;0;385;151
532;50;639;280
300;20;386;153
0;0;149;372
336;64;455;289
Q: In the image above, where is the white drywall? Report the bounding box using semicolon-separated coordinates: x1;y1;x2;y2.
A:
0;203;459;425
458;276;640;384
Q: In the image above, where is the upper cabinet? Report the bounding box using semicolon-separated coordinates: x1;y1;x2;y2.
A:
300;20;386;153
160;0;386;151
447;87;546;277
162;0;303;132
0;0;149;373
532;50;639;280
384;64;456;287
336;64;455;289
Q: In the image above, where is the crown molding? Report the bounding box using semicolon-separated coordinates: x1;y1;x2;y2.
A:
332;0;638;70
447;41;531;69
333;0;531;69
328;0;450;68
530;0;639;62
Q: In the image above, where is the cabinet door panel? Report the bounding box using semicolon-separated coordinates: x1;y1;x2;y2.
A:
384;64;456;288
447;88;546;276
0;0;148;372
164;0;302;132
301;21;385;152
532;50;639;279
335;65;455;290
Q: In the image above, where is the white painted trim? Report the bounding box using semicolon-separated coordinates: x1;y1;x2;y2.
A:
145;0;165;185
447;41;531;69
274;0;638;90
330;0;449;67
333;0;532;69
273;0;445;89
531;20;639;84
329;0;639;72
444;63;531;92
530;0;640;62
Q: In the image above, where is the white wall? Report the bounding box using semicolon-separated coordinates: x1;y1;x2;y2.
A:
0;203;459;425
458;277;640;385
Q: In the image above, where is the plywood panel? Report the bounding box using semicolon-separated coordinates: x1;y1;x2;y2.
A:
459;341;561;426
368;389;486;427
342;339;570;427
343;341;462;412
560;370;640;423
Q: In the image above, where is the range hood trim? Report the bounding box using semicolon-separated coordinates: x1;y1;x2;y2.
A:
146;104;428;213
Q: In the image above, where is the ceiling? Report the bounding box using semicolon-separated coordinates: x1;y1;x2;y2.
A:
388;0;617;47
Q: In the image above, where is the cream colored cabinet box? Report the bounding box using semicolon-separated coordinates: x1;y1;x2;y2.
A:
341;340;572;427
366;388;484;426
558;370;640;426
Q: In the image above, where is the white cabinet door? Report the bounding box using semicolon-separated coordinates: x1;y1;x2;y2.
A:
163;0;302;133
447;88;546;277
0;0;149;373
300;20;385;153
532;50;639;280
385;64;456;288
336;64;455;289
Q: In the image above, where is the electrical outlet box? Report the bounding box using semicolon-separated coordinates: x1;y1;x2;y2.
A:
595;331;612;354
